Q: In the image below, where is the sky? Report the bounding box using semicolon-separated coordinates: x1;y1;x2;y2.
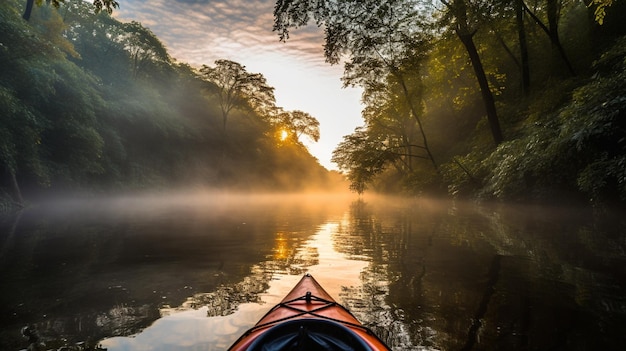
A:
114;0;364;170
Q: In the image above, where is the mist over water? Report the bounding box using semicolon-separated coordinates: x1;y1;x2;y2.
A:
1;192;625;350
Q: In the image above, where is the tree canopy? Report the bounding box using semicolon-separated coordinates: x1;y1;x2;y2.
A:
275;0;626;204
0;0;340;207
22;0;119;21
2;0;625;206
199;60;276;133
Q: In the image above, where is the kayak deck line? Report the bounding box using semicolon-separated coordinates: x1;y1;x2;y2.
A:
239;292;376;337
227;273;391;351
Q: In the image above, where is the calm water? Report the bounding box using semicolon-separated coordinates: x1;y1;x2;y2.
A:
1;193;625;350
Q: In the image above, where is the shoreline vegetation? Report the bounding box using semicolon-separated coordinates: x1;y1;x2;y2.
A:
1;0;625;210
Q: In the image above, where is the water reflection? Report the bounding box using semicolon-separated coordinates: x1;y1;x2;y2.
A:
1;195;625;350
101;219;371;350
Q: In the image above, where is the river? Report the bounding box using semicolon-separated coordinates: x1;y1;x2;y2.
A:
1;193;625;350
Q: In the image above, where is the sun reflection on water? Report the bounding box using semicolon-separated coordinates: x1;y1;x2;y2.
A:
100;218;372;350
273;232;289;260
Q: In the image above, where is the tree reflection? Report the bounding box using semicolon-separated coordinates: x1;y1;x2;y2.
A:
2;197;625;350
337;198;626;350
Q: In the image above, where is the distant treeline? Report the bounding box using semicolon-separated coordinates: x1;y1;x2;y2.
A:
0;0;343;207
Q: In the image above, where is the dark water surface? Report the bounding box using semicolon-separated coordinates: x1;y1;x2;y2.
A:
1;193;625;350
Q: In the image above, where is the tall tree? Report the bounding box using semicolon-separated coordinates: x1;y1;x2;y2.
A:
520;0;576;76
274;0;504;147
333;67;433;193
118;21;171;79
199;60;276;133
439;0;504;145
332;127;392;194
278;110;320;143
275;0;441;162
516;0;530;95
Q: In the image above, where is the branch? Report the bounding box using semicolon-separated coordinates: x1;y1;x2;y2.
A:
520;0;551;37
453;157;480;184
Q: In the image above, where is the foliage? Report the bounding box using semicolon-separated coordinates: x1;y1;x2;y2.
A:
3;0;626;205
93;0;119;15
118;21;172;79
275;0;625;205
444;36;626;205
274;0;446;193
0;0;335;204
199;60;276;132
332;127;394;194
590;0;614;25
276;109;320;143
22;0;119;21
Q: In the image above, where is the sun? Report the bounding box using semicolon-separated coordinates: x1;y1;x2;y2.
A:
280;129;289;141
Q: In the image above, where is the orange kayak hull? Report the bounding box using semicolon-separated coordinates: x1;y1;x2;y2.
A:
228;273;390;351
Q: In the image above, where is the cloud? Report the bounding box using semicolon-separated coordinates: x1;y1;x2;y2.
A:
117;0;325;67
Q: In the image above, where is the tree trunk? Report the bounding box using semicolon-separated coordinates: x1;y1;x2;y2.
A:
522;0;576;76
8;169;24;207
516;0;531;95
451;0;503;145
23;0;35;20
457;31;504;146
546;0;575;75
395;72;438;170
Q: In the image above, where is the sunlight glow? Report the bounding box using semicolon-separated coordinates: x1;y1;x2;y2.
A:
273;232;289;260
280;129;289;141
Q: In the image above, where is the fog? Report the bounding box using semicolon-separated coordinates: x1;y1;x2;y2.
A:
3;191;625;350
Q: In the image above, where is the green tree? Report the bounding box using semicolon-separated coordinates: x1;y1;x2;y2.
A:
1;1;66;204
22;0;118;21
0;87;43;205
118;21;171;79
275;0;440;165
333;68;436;194
41;61;106;184
332;127;394;194
520;0;576;76
199;60;276;133
437;0;504;145
274;0;504;147
277;110;320;143
61;0;130;84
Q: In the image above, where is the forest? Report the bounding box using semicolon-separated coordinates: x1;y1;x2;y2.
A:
1;0;626;209
274;0;625;206
0;0;344;209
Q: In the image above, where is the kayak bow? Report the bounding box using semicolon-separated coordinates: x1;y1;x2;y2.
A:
228;273;391;351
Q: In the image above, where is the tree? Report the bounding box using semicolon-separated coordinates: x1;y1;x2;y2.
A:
520;0;576;76
332;127;394;194
333;68;436;193
274;0;504;147
438;0;504;145
278;110;320;143
365;70;434;168
118;21;171;79
59;0;132;85
0;86;43;205
1;1;63;204
199;60;276;133
22;0;119;21
515;0;530;95
275;0;441;163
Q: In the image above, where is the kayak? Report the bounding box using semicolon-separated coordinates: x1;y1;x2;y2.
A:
228;273;391;351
